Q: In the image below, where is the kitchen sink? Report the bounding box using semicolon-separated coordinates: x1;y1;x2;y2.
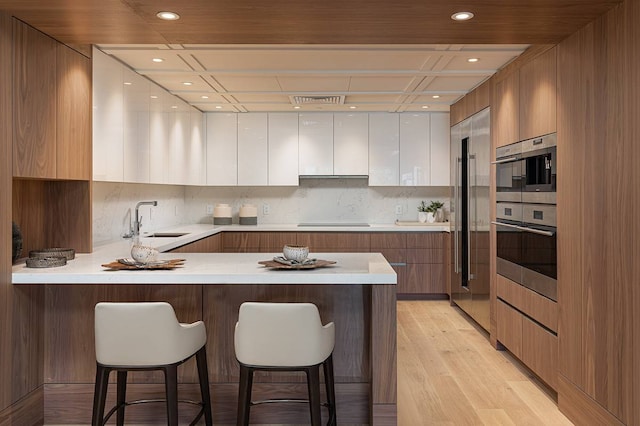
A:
144;232;190;238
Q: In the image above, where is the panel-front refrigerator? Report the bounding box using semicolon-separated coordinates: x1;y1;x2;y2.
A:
450;107;491;331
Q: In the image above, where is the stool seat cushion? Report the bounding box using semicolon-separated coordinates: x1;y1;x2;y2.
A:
234;302;335;367
95;302;206;366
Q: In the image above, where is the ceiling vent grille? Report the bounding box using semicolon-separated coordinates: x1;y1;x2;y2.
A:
290;95;345;105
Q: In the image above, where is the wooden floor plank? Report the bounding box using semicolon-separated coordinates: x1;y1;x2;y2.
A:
398;300;573;426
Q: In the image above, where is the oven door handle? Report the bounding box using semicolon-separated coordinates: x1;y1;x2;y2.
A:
491;221;555;237
491;156;519;164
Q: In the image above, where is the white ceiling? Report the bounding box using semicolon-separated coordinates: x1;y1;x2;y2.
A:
98;44;528;113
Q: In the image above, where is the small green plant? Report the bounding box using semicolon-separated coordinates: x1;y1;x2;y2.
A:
419;200;444;213
427;200;444;213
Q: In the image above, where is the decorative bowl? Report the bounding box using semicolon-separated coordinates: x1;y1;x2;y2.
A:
283;245;309;263
131;244;159;264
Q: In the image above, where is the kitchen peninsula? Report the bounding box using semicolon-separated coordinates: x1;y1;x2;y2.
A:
12;228;398;425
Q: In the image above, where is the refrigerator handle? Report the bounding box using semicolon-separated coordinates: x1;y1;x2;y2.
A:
454;157;460;273
468;153;476;281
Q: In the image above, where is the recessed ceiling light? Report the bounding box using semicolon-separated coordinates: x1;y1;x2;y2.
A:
293;106;301;109
156;11;180;20
467;58;479;63
183;82;193;86
123;82;132;85
451;11;474;21
171;105;178;109
150;95;158;99
215;106;223;109
349;106;357;109
201;95;209;99
152;58;164;63
432;95;440;99
422;105;430;109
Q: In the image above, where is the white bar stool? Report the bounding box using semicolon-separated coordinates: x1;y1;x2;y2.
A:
92;302;213;426
234;302;336;426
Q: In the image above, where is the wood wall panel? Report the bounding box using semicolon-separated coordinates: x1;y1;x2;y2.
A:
0;386;43;426
371;284;396;405
12;180;92;256
519;46;557;140
0;11;13;412
202;284;371;383
557;0;636;423
450;79;491;125
12;19;57;179
44;285;203;384
56;43;92;180
44;382;369;425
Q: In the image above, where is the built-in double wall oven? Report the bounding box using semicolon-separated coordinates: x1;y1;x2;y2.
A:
492;133;557;301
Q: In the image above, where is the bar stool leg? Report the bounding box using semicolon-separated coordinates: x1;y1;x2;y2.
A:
116;370;127;426
164;365;179;426
323;355;337;426
196;346;213;425
237;364;253;426
91;364;110;426
306;366;322;426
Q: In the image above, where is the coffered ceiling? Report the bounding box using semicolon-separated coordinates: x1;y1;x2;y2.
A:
98;44;527;112
0;0;621;112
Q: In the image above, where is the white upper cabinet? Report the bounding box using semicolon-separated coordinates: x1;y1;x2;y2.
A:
268;113;299;186
92;48;124;182
206;113;238;185
430;112;450;186
334;113;368;175
168;100;191;185
237;113;268;186
149;88;171;184
122;67;150;184
399;113;430;186
298;113;333;175
188;109;206;186
368;113;399;186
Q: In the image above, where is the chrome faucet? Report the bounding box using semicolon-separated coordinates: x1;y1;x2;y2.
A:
134;201;158;236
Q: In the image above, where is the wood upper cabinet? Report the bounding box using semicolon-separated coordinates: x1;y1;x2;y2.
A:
56;44;92;180
493;69;520;147
13;20;57;178
519;46;557;140
13;20;92;180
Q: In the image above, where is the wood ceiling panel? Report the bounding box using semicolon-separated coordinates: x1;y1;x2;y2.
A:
0;0;622;45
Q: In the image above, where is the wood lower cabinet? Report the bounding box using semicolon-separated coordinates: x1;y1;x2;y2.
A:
169;234;222;253
496;297;558;390
223;231;297;253
297;232;371;252
404;233;446;295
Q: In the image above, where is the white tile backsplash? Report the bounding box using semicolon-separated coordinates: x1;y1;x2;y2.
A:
94;180;451;247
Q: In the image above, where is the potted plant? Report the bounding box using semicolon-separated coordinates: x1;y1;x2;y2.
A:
428;201;445;222
418;201;444;223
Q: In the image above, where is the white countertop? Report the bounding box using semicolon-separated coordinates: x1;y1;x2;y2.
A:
12;251;396;285
12;221;452;285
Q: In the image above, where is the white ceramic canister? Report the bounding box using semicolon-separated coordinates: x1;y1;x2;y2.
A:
239;204;257;225
213;203;232;225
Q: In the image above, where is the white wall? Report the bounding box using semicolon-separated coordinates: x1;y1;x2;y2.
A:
93;182;187;247
94;180;452;247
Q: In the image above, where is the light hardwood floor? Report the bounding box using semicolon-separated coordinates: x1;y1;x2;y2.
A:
398;300;573;425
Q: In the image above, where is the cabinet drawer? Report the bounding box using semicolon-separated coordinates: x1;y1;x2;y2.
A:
170;234;222;253
406;248;444;264
373;248;406;264
496;300;523;358
402;264;445;294
370;233;406;249
522;317;558;390
297;232;370;252
406;233;443;249
223;232;260;251
497;274;557;332
259;232;295;252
